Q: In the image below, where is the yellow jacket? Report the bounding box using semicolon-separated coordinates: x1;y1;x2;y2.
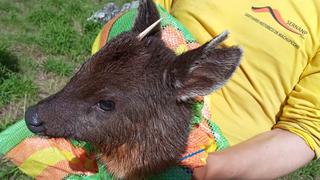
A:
155;0;320;158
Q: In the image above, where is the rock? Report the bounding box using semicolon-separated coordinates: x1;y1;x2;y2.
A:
87;1;139;24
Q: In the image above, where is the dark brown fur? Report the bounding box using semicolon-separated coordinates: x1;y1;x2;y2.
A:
25;0;242;179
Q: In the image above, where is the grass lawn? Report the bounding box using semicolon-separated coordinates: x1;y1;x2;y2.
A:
0;0;319;179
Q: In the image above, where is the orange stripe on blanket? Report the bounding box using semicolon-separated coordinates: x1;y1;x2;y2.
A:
162;25;186;52
18;147;75;177
6;137;54;165
6;137;94;167
36;158;97;180
7;138;97;178
99;13;123;49
18;146;97;178
186;42;200;50
179;120;216;169
36;160;71;180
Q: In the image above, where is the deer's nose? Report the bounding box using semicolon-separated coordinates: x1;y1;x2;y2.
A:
25;106;45;134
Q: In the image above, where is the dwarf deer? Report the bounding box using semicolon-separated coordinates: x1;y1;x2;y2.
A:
25;0;242;178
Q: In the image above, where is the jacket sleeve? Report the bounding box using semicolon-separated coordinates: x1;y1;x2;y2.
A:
274;50;320;159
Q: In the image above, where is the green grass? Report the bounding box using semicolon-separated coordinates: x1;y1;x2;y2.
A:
0;73;37;106
0;44;38;107
280;160;320;180
43;57;74;76
0;0;106;178
0;156;32;180
0;0;319;179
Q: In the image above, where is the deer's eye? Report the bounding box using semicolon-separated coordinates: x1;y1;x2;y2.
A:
97;100;115;111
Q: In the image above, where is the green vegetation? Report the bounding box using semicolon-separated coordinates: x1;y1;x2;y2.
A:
0;156;32;180
0;0;318;179
43;57;74;76
0;0;105;178
281;160;320;180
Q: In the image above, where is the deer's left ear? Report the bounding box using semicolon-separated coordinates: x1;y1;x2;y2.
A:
168;32;243;101
132;0;161;38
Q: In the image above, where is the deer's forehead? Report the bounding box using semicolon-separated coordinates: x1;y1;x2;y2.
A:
73;62;151;93
89;57;149;80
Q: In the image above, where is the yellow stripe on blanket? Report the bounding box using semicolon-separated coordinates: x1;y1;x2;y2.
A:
19;147;75;177
91;31;102;55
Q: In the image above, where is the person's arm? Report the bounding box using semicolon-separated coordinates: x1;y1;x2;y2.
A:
193;128;315;179
194;49;320;179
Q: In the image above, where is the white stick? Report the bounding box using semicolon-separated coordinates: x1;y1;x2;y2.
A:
137;18;163;40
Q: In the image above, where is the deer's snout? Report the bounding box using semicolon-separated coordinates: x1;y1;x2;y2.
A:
25;106;45;134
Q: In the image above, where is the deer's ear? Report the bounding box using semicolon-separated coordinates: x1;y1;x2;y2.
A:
169;32;243;101
132;0;161;38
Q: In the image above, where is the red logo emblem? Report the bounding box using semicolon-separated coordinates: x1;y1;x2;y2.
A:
252;6;302;36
